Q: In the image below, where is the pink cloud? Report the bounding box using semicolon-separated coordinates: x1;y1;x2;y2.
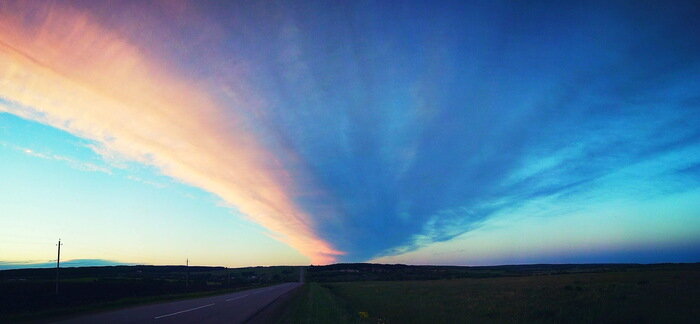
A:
0;1;342;264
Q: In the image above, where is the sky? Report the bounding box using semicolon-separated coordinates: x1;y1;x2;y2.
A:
1;0;700;268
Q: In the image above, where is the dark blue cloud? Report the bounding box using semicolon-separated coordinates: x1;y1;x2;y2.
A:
200;0;700;261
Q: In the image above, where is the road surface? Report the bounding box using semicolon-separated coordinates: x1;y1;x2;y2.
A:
54;282;302;324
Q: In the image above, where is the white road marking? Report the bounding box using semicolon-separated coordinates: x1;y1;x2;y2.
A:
253;287;276;294
154;303;215;319
226;294;249;301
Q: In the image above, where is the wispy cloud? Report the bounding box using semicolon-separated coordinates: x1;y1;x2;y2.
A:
3;142;112;174
126;175;167;189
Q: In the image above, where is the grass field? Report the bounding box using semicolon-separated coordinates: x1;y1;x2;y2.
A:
280;264;700;323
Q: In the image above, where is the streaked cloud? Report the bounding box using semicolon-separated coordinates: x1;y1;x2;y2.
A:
1;0;699;265
0;1;341;264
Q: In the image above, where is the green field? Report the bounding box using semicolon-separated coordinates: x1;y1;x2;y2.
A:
280;264;700;323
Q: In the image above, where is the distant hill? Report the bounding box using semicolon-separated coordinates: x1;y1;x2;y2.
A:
306;262;700;282
0;259;134;270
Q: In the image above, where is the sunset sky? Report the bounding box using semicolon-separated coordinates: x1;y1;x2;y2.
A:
2;0;700;268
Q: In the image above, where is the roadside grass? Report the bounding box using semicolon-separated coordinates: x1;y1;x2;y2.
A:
278;283;363;324
287;267;700;323
5;283;274;323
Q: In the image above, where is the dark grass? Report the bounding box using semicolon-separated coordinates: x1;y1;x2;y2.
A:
282;263;700;323
277;283;361;324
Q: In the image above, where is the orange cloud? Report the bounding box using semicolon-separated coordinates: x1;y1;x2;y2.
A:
0;1;342;264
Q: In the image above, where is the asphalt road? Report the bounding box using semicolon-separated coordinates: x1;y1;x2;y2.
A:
54;282;302;324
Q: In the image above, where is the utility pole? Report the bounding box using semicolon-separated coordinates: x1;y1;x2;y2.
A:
186;258;189;290
55;239;63;295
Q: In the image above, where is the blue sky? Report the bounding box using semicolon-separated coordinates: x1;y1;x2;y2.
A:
0;114;306;266
1;0;699;267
